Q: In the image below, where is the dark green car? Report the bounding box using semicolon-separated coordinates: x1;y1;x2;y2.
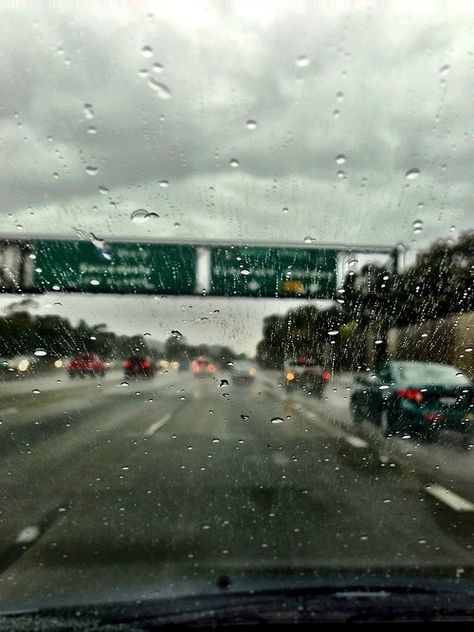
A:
350;361;474;441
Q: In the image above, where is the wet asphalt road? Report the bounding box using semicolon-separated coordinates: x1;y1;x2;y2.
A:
1;368;474;608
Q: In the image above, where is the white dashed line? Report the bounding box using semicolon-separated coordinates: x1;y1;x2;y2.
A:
144;413;172;437
425;484;474;512
344;435;369;449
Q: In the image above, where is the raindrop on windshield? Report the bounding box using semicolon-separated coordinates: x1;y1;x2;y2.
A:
240;269;250;276
153;62;163;73
295;55;310;67
282;207;289;213
439;64;450;75
87;126;97;135
246;119;257;130
144;332;151;337
171;330;182;339
34;348;47;357
335;154;347;165
121;382;129;387
32;389;41;395
86;165;98;175
271;417;284;424
328;330;339;336
90;279;100;286
229;158;240;168
147;78;172;99
413;219;423;234
99;185;109;195
336;170;346;179
220;379;229;387
336;91;344;102
405;168;420;180
131;209;149;223
142;45;153;58
53;172;59;179
212;437;220;443
333;109;341;118
304;236;316;244
84;103;94;119
159;180;169;188
240;414;249;420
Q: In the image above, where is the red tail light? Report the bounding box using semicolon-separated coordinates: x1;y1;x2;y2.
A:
122;360;132;369
321;371;331;382
142;360;151;369
397;388;424;404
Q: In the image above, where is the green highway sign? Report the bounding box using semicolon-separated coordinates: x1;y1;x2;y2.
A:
30;239;196;295
1;237;393;298
210;246;338;298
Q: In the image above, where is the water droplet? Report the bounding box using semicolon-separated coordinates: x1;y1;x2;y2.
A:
32;389;41;394
99;185;109;195
84;103;94;119
131;209;149;223
246;119;257;130
171;330;182;339
53;172;59;179
159;180;169;188
271;417;284;424
144;332;151;337
90;279;100;286
333;109;341;118
147;78;172;99
295;55;310;67
336;91;344;102
138;68;149;78
121;381;129;387
240;414;249;420
15;526;40;545
439;64;450;75
142;45;153;58
374;339;383;345
304;236;316;244
87;126;97;135
86;165;98;175
240;269;250;276
121;466;130;471
336;170;346;179
146;212;159;220
212;437;220;443
335;154;347;165
52;285;60;291
328;330;339;336
282;207;289;214
16;224;23;231
465;347;473;353
405;168;420;180
229;158;240;168
220;379;229;387
413;219;423;234
153;62;163;73
34;348;47;357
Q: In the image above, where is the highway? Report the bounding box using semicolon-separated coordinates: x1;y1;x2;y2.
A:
1;367;474;607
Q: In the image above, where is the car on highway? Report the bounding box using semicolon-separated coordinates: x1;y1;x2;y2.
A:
231;359;257;383
350;361;474;442
283;356;331;397
0;355;38;377
123;356;155;379
67;353;106;378
191;356;217;377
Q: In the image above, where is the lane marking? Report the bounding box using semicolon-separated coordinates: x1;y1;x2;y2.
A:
0;407;18;415
144;413;172;437
345;435;369;449
425;484;474;513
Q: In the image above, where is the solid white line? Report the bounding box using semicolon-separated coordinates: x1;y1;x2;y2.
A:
345;436;369;449
0;407;18;415
425;484;474;512
144;413;172;437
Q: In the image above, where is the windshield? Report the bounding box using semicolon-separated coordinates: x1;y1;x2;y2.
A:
1;0;474;619
395;362;471;386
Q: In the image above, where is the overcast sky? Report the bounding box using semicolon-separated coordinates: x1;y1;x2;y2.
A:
1;1;473;354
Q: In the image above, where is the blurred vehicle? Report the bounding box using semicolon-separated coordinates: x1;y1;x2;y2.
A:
350;361;474;442
1;355;38;376
123;356;155;379
191;356;217;377
68;354;106;378
232;360;257;383
283;356;331;397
